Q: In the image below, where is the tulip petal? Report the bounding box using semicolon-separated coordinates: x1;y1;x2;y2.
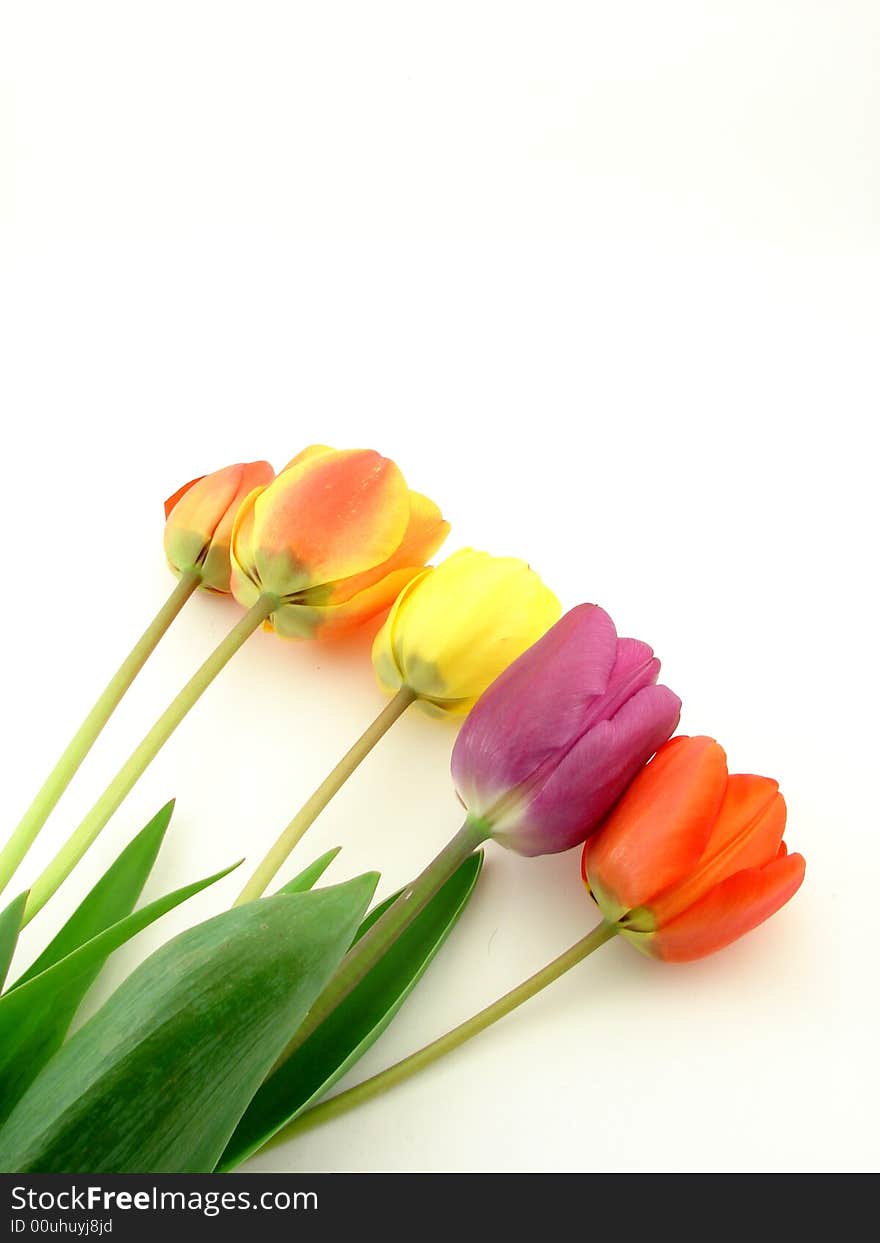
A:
583;736;728;914
582;637;661;734
701;776;786;871
252;450;411;597
199;462;274;592
164;464;245;568
372;569;433;694
164;462;275;591
230;486;268;606
391;550;561;707
451;605;620;815
649;776;788;926
643;852;806;962
499;683;682;857
304;490;449;607
164;476;205;520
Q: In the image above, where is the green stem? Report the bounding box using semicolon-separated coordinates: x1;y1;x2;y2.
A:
274;919;617;1145
22;593;277;925
234;686;417;905
272;815;491;1070
0;570;202;900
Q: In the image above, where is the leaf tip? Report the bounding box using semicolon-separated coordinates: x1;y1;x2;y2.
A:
148;799;177;839
3;889;30;919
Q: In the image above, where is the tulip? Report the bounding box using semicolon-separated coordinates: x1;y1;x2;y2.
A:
21;445;444;923
275;745;805;1144
372;549;562;714
231;446;449;639
451;604;682;855
164;460;274;593
235;546;560;904
256;602;679;1088
582;735;806;961
0;458;275;899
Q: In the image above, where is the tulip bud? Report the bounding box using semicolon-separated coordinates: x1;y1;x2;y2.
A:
230;446;448;638
451;604;681;855
371;549;561;714
164;461;274;593
582;736;806;961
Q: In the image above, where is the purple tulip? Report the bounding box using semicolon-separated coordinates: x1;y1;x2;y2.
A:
451;604;682;855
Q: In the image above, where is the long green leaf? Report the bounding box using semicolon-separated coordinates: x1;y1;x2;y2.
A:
0;894;28;992
219;850;483;1170
276;846;341;896
0;859;241;1124
0;874;378;1173
10;801;175;991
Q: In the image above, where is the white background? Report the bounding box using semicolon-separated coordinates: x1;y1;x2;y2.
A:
1;3;877;1174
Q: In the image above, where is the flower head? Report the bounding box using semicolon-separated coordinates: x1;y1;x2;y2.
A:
164;460;275;592
230;446;448;638
451;604;681;855
582;735;806;960
372;549;560;714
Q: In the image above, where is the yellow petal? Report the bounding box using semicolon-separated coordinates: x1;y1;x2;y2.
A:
281;444;336;472
372;568;434;693
375;548;561;712
229;484;269;607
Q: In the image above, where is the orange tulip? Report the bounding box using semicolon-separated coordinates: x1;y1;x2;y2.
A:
230;446;448;638
164;460;274;592
582;736;805;961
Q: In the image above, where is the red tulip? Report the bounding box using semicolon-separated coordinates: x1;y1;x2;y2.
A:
582;736;805;961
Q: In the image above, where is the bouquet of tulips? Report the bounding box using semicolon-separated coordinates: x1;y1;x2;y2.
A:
0;446;805;1173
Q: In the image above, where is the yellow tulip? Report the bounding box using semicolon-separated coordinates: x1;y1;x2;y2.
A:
372;548;561;714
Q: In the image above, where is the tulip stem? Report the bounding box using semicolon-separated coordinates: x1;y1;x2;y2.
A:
21;592;278;925
270;815;491;1072
0;570;202;900
234;686;418;906
270;919;617;1148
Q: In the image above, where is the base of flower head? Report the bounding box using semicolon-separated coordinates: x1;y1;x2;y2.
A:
463;812;494;842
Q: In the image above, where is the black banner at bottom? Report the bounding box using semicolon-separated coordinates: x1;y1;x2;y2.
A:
0;1171;856;1239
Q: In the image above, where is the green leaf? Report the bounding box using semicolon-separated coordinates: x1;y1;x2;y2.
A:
10;801;175;991
352;886;408;941
0;893;28;992
0;874;378;1173
218;850;483;1171
0;859;241;1125
275;846;341;896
